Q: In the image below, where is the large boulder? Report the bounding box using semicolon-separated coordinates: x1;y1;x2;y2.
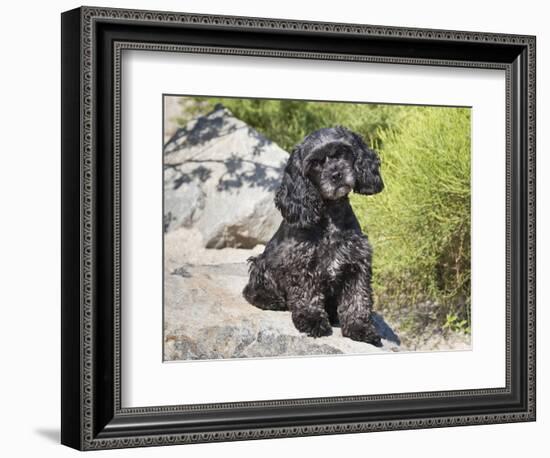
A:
164;105;287;248
163;254;400;361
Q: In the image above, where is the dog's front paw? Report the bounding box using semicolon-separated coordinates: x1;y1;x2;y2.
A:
341;318;382;346
306;317;333;338
292;308;333;338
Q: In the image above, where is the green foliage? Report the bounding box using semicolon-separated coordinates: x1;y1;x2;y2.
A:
178;97;471;333
352;106;471;330
442;312;470;334
182;97;404;152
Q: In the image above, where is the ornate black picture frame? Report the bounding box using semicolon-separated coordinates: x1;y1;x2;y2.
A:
61;6;536;451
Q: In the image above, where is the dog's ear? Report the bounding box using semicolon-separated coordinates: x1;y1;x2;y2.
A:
275;145;324;228
352;132;384;195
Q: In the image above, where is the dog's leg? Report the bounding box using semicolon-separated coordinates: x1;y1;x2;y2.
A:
337;264;382;347
288;288;332;338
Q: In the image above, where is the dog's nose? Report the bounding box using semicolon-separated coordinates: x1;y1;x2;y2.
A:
331;171;342;182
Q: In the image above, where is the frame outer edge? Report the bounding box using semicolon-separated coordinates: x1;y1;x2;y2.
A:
526;36;536;421
80;5;535;43
61;7;84;451
80;5;97;451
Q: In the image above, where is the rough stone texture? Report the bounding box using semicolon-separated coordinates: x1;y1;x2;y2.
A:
163;231;400;361
163;106;287;247
163;96;184;143
163;173;205;230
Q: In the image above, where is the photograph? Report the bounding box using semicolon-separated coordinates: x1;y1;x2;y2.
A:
162;95;472;361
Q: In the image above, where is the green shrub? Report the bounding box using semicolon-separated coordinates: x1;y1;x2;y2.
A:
351;106;471;331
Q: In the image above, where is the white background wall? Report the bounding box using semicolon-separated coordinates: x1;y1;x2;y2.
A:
0;0;545;456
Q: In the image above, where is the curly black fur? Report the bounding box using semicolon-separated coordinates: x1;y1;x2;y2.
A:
243;126;384;346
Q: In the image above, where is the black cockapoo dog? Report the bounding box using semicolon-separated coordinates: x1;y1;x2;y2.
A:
243;126;384;346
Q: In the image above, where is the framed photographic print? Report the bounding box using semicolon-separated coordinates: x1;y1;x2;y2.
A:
61;6;536;451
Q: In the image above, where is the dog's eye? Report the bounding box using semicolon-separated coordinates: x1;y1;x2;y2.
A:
331;148;347;159
310;158;323;168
